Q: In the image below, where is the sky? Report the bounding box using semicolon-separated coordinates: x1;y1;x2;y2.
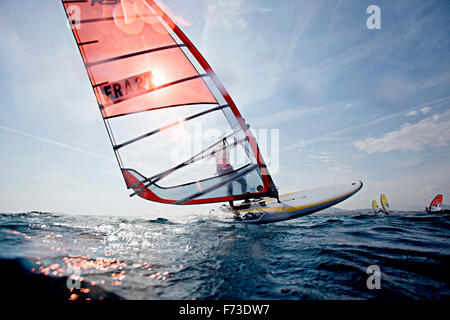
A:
0;0;449;216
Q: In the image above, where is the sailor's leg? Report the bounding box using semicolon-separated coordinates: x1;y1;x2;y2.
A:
228;180;233;196
238;177;247;194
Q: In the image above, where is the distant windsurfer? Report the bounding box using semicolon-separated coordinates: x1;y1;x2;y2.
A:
212;137;247;210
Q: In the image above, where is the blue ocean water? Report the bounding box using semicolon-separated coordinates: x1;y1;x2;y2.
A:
0;210;449;300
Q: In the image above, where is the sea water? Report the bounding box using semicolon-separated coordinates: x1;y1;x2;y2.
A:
0;210;449;300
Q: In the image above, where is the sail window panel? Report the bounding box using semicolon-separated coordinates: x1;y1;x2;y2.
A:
124;167;264;203
156;128;252;189
117;108;256;185
99;77;217;118
75;20;176;63
156;146;253;189
117;107;238;176
89;47;200;88
150;167;264;200
118;133;182;179
108;103;217;145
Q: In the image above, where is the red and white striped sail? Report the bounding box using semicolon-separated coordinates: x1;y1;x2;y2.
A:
61;0;278;204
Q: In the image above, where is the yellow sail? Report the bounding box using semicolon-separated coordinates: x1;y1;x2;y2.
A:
380;194;390;214
372;200;379;213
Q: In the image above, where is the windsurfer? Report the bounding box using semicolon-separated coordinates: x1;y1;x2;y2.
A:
212;137;247;210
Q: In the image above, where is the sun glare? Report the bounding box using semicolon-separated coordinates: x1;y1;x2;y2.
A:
161;118;187;143
151;70;166;87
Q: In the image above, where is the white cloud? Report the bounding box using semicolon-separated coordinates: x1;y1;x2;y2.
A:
407;106;432;116
420;106;432;114
353;111;450;154
283;96;450;152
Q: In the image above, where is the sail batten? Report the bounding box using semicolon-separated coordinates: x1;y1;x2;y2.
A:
78;40;99;46
104;101;219;119
86;44;186;67
114;104;228;150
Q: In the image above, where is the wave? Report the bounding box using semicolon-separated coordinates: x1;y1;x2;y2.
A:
132;217;175;225
0;211;57;218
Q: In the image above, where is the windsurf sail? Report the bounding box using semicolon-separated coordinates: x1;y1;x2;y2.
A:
427;194;443;212
61;0;278;204
371;200;379;214
380;194;389;214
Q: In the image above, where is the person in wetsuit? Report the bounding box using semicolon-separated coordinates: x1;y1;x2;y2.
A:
211;137;247;210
